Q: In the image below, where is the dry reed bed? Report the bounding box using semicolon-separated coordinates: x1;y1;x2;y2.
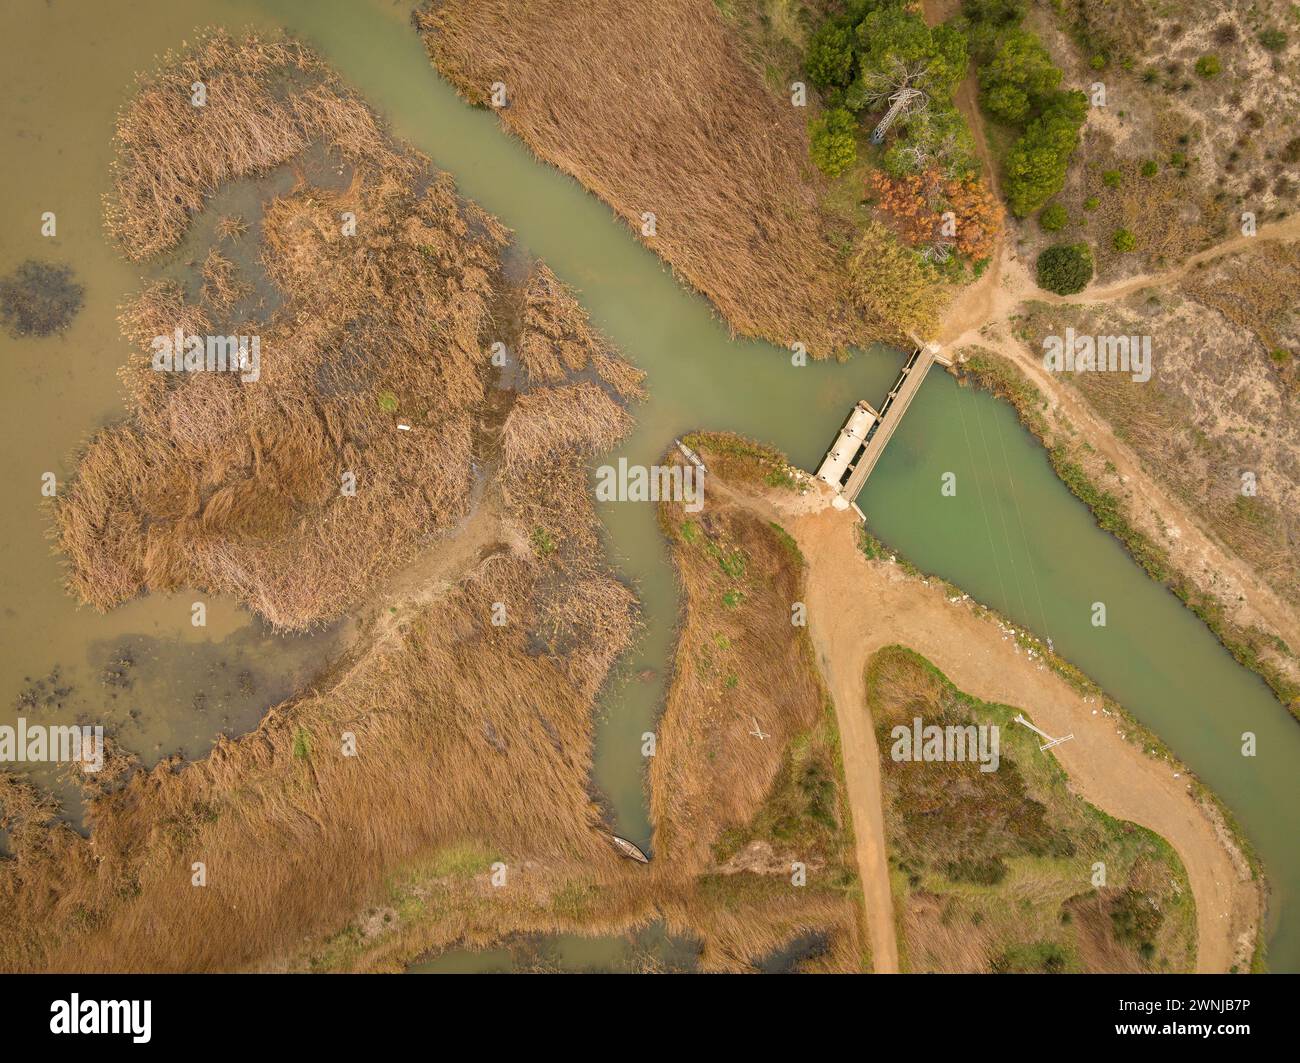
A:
9;29;861;973
1;32;653;972
0;552;635;971
497;376;640;700
418;0;875;355
5;370;656;971
59;34;508;630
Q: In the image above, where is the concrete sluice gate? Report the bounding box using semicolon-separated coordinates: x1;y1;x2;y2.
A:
815;400;879;487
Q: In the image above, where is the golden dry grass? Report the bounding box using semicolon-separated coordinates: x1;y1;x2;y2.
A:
418;0;877;355
0;548;639;972
650;477;825;870
0;34;653;972
104;33;420;261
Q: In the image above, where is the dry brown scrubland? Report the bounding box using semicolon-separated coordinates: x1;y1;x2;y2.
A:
417;0;885;355
3;33;864;974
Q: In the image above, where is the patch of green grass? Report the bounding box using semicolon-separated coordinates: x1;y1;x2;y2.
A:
767;521;804;564
530;526;557;556
292;727;312;760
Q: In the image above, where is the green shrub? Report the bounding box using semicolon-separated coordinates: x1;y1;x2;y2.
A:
1102;169;1122;188
1112;228;1137;252
979;28;1062;122
1194;55;1221;78
809;107;858;177
806;21;855;88
1036;242;1094;294
1258;29;1287;53
1082;195;1100;211
984;81;1031;124
1110;888;1163;949
1038;202;1068;231
1140;160;1158;177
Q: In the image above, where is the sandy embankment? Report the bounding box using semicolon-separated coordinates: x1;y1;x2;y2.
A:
776;499;1259;973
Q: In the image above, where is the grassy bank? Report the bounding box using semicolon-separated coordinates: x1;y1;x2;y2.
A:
649;435;866;971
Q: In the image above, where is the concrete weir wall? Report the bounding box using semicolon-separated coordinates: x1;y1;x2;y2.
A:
815;401;880;488
815;344;947;500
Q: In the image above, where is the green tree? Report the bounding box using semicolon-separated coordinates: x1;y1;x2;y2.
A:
1036;242;1094;294
978;28;1062;122
806;20;856;89
809;107;858;177
984;81;1030;124
1002;92;1086;215
959;0;1028;58
883;102;977;177
854;6;968;102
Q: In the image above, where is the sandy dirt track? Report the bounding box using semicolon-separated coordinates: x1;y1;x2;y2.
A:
784;502;1260;973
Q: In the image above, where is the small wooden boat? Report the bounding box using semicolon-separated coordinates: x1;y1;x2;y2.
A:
674;438;708;473
610;834;650;863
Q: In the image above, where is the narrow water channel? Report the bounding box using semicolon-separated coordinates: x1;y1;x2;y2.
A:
2;0;1297;970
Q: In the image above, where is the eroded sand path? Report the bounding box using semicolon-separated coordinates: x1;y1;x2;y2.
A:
783;502;1259;973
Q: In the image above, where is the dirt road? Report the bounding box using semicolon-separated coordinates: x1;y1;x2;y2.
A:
784;501;1260;973
803;542;902;973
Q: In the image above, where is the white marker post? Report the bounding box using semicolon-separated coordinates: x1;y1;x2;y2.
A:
1013;713;1074;752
